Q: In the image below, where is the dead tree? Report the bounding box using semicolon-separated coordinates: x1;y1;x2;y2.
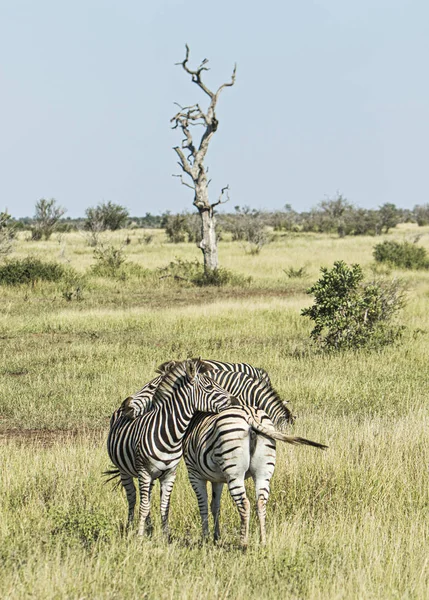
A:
171;45;236;273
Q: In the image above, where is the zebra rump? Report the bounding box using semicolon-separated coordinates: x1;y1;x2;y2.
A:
183;404;327;547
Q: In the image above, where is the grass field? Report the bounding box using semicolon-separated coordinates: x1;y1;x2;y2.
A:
1;226;429;599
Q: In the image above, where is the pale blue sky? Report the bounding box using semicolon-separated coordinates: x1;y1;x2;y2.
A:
1;0;428;218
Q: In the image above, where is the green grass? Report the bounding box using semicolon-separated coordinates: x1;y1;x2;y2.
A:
1;226;429;598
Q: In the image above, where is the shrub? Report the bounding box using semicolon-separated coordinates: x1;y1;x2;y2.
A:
0;257;67;286
301;261;405;350
225;206;271;251
284;266;308;279
413;203;429;226
373;240;429;270
51;507;114;547
138;233;154;245
159;258;251;287
0;211;14;259
92;245;126;276
32;198;66;240
163;213;187;243
85;201;129;232
60;270;85;301
162;212;200;243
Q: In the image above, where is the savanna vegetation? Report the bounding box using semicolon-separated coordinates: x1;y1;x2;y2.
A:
1;223;429;599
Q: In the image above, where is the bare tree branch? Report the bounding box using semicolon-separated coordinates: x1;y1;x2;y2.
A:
211;185;230;209
172;45;236;272
176;44;214;99
215;64;237;99
173;45;237;180
172;174;195;190
173;146;193;176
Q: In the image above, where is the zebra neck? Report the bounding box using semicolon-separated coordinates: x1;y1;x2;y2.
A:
252;385;285;424
152;399;194;444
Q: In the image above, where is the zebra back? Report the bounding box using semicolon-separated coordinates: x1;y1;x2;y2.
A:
197;358;271;384
206;370;294;430
123;361;293;429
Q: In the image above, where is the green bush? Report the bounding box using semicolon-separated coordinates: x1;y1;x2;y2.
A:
91;245;153;281
32;198;66;240
0;257;67;286
162;212;200;243
373;240;429;270
0;211;15;259
85;201;129;231
51;507;114;547
92;245;126;276
60;270;86;301
413;203;429;226
159;258;251;287
301;261;405;350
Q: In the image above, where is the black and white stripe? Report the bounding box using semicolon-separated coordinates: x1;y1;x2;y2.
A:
106;359;232;537
182;373;327;546
110;375;163;424
123;359;292;424
118;364;323;545
194;358;271;384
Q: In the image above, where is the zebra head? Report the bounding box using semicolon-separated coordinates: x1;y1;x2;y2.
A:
184;359;233;413
154;358;232;414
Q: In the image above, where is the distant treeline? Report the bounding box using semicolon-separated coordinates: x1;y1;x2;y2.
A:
6;197;429;242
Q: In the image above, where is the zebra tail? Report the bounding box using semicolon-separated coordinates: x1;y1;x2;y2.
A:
103;467;122;485
247;415;328;449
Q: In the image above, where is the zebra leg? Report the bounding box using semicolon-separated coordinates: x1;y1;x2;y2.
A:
227;477;251;548
210;482;224;542
252;436;276;545
189;475;210;539
120;472;136;529
145;481;155;536
137;469;153;536
159;469;177;540
254;477;271;545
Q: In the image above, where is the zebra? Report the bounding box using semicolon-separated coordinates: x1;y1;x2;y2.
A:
106;358;234;537
183;403;327;547
178;372;327;547
122;359;294;425
120;363;322;546
111;375;163;424
111;357;265;422
188;358;271;384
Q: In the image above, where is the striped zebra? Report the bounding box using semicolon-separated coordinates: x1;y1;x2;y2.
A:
111;375;163;424
190;358;271;384
122;364;321;546
183;403;327;547
106;358;233;537
111;358;262;422
122;359;293;424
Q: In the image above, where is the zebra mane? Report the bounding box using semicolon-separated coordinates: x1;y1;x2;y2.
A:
155;360;180;375
242;373;294;425
156;358;215;376
152;358;211;406
265;381;294;422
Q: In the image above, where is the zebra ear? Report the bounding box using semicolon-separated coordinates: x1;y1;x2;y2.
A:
156;360;178;375
122;397;135;420
195;358;216;374
185;359;197;382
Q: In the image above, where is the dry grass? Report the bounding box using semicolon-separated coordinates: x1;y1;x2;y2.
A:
1;227;429;598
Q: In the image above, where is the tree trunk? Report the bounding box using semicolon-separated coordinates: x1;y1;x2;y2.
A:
172;47;235;274
194;175;218;272
198;208;218;272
